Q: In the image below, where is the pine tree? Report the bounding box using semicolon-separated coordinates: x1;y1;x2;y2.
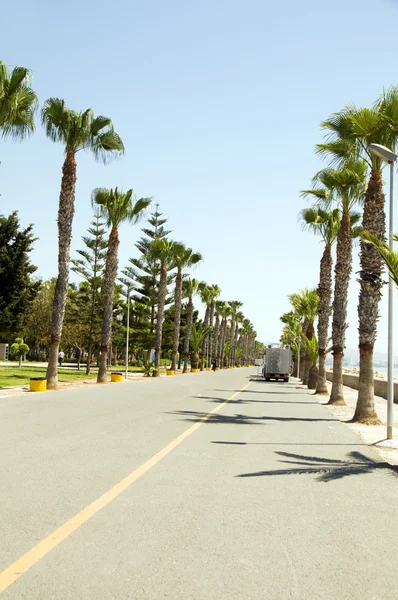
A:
0;211;40;339
121;204;172;358
71;212;107;373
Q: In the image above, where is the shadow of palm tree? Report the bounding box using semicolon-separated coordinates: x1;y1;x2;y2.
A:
166;409;264;425
168;409;336;425
236;451;398;482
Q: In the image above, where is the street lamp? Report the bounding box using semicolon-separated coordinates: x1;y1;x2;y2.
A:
125;287;131;380
369;143;397;439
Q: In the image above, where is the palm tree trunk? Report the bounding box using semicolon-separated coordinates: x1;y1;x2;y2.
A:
191;351;199;370
219;318;226;367
201;304;210;370
46;149;77;389
183;296;193;373
353;169;384;424
328;211;353;404
208;300;215;362
171;268;183;371
213;314;220;367
97;225;119;383
316;243;332;394
302;320;314;386
308;364;318;389
154;262;168;377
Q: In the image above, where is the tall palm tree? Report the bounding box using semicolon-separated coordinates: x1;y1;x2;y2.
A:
213;300;225;368
190;325;211;370
299;206;340;393
301;334;319;390
0;61;38;140
150;239;176;376
170;244;202;372
208;284;221;365
41;99;124;388
289;289;319;386
181;278;200;373
317;89;398;421
92;188;150;383
305;161;367;403
198;283;212;369
241;317;254;367
233;311;245;366
228;301;243;365
218;303;231;368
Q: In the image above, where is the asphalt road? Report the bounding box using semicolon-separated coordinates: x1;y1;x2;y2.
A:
1;368;397;599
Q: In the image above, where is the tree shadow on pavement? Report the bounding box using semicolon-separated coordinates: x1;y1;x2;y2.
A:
212;441;364;446
236;451;398;482
166;410;264;426
208;397;315;405
169;408;337;425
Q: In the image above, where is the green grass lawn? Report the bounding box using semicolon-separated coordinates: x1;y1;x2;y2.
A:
0;366;99;388
0;363;169;388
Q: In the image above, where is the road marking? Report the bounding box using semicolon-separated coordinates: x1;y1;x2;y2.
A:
0;381;251;594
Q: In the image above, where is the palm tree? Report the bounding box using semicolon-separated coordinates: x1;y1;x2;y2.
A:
170;244;202;372
150;239;176;376
241;318;254;367
218;303;231;368
317;90;398;422
289;289;319;386
208;285;221;366
190;325;211;370
198;283;212;369
0;61;38;140
224;341;234;369
182;278;200;373
213;300;226;368
301;334;319;390
92;188;150;383
305;161;367;403
233;311;245;366
299;206;340;393
228;301;243;365
41;99;124;388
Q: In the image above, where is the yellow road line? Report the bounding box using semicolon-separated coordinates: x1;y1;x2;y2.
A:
0;381;251;594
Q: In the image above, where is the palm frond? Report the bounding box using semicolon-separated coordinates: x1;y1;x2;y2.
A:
361;231;398;287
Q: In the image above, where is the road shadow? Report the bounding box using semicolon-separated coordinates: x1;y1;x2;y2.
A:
212;441;365;447
236;451;398;482
166;409;265;426
208;398;315;405
214;389;312;396
170;408;337;425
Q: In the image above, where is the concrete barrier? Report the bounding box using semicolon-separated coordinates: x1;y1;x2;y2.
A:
326;370;398;403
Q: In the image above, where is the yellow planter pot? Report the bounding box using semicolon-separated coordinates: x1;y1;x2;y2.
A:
191;368;199;373
30;378;47;392
111;373;123;383
166;370;175;376
207;368;212;371
215;367;220;371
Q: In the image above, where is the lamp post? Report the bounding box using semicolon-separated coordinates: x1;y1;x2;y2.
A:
369;143;397;439
125;287;131;380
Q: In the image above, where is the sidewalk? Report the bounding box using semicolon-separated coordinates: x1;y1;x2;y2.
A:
317;379;398;465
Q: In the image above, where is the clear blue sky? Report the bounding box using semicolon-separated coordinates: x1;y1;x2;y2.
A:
2;0;398;354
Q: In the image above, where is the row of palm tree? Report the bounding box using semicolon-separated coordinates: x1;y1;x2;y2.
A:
293;86;398;424
147;238;259;376
1;60;260;385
